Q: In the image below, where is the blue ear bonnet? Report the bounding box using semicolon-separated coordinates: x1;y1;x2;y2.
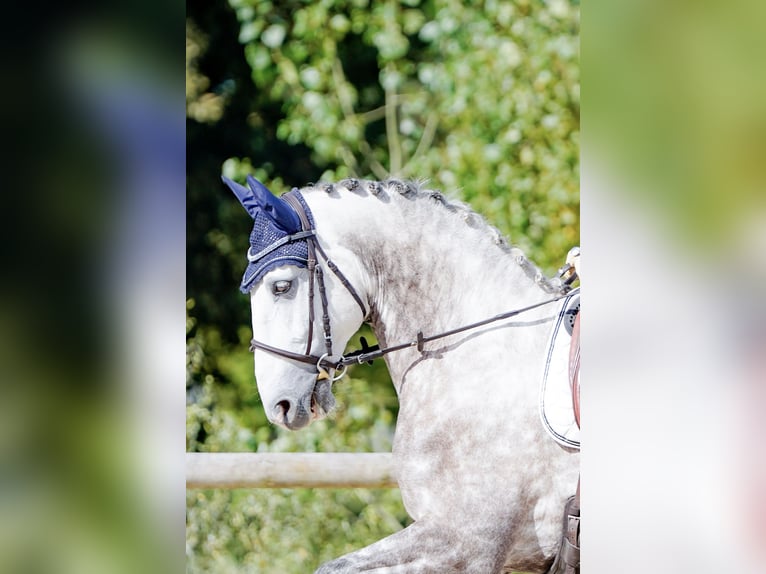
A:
222;176;315;293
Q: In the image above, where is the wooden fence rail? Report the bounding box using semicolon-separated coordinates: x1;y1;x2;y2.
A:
186;453;397;489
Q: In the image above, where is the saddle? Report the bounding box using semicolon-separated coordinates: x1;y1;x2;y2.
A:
546;248;580;574
539;287;581;449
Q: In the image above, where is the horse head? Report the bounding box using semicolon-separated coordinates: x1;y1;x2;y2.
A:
223;175;367;430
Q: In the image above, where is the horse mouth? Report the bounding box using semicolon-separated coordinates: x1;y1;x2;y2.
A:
310;378;336;420
309;393;319;417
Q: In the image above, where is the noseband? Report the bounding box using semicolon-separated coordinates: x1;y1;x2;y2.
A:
248;190;368;378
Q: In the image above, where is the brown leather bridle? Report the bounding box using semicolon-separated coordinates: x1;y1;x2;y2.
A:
248;190;368;378
249;189;575;379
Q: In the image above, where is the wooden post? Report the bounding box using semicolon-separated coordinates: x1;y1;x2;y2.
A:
186;452;397;489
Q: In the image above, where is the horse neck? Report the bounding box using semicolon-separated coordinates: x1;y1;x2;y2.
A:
304;184;555;381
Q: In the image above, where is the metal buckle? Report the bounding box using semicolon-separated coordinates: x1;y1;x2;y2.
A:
557;246;580;286
558;262;578;286
317;353;347;382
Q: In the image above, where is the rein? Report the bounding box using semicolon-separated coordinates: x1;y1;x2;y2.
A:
335;294;569;369
248;190;574;379
251;290;569;376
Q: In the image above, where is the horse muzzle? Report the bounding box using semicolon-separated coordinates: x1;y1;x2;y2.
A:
268;377;336;430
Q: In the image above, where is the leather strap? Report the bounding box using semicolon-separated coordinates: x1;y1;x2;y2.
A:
547;479;580;574
251;291;571;372
564;479;581;574
249;189;576;383
247;230;316;262
314;241;368;319
569;312;581;428
251;190;367;373
316;265;333;356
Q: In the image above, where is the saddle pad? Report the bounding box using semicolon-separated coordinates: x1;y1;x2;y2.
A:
540;288;580;449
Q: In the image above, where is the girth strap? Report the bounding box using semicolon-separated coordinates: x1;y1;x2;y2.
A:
547;478;580;574
564;480;581;574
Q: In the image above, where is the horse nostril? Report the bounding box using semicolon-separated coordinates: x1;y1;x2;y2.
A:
274;400;292;420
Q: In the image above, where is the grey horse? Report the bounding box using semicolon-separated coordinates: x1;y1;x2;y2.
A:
224;175;579;574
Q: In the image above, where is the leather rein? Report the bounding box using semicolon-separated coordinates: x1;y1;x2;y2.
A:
249;190;572;379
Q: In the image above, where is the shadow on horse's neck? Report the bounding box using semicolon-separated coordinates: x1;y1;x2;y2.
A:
367;199;543;320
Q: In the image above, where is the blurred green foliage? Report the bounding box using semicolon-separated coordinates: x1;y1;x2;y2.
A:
585;0;766;253
187;0;578;571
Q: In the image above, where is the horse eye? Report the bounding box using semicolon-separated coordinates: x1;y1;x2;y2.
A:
272;280;292;295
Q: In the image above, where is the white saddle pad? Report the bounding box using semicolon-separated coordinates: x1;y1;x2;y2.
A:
540;287;580;449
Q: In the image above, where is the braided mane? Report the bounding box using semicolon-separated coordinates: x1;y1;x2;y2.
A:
299;177;565;294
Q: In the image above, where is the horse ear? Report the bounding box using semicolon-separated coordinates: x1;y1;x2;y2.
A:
222;176;260;218
245;175;301;232
222;175;302;233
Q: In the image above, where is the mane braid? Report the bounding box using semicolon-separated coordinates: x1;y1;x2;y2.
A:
299;178;565;294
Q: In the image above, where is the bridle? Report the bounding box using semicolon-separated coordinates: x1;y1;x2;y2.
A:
248;190;369;381
248;190;577;380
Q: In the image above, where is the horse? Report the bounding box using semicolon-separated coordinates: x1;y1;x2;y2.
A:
223;175;580;574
